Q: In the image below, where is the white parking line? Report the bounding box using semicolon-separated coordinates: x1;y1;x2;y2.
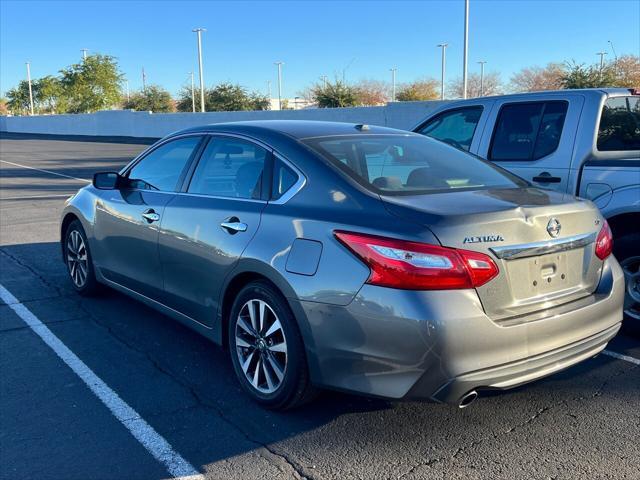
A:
0;159;90;182
603;349;640;366
0;284;203;479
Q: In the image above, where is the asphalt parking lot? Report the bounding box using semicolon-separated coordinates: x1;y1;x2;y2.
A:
1;134;639;480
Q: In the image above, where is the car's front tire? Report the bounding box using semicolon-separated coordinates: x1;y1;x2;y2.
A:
64;219;100;296
228;280;316;410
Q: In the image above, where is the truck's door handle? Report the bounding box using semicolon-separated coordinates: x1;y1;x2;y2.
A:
141;209;160;223
533;172;561;184
220;220;248;234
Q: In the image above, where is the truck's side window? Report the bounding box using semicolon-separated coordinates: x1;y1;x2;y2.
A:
489;101;568;161
416;106;483;152
597;96;640;151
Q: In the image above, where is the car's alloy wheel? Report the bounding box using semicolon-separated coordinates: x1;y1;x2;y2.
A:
621;255;640;322
67;229;88;288
64;220;100;296
235;299;288;394
228;281;316;409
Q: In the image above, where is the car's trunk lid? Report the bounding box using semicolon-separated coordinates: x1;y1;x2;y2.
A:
381;187;604;322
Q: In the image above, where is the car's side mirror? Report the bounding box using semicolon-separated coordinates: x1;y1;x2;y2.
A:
93;172;121;190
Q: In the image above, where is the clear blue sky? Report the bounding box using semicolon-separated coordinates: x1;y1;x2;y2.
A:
1;0;639;98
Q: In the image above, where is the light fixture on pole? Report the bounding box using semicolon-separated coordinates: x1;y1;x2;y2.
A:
192;28;206;112
596;51;607;71
462;0;469;99
477;60;487;96
25;62;34;115
81;49;89;61
437;43;448;100
274;61;284;110
389;67;397;102
190;72;196;113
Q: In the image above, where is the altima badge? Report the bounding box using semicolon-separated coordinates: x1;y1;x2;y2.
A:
463;235;504;244
547;218;561;238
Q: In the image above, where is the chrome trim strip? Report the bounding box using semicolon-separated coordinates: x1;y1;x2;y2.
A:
490;232;596;260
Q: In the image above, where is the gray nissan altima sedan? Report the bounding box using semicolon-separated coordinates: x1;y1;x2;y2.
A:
60;121;624;409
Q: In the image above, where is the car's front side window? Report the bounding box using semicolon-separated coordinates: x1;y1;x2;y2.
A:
188;137;267;200
416;106;483;151
127;136;202;191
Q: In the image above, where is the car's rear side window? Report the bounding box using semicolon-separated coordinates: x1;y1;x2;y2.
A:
597;96;640;151
304;134;525;196
416;106;483;152
489;101;568;161
188;137;267;199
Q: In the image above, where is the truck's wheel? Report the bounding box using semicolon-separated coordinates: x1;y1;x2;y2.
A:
615;233;640;334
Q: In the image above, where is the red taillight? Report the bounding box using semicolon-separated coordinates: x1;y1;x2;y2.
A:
595;220;613;260
334;231;499;290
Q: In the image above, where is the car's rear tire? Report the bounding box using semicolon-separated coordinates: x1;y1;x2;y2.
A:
228;280;316;410
64;220;100;296
614;233;640;334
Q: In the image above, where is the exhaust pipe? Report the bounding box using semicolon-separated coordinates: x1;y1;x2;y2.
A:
458;390;478;409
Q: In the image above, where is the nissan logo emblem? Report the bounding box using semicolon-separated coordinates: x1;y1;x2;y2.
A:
547;218;561;238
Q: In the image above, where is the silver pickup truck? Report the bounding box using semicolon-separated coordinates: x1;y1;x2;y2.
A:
413;88;639;325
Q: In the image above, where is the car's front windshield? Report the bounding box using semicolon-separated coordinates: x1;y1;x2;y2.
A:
304;134;526;195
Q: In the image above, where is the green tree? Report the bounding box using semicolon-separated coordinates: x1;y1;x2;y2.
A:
396;79;439;101
561;61;617;89
204;82;270;111
33;75;66;113
59;54;123;113
312;80;358;108
124;85;174;112
176;86;193;113
6;80;32;115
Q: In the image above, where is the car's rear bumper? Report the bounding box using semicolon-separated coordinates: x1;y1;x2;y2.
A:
294;256;624;403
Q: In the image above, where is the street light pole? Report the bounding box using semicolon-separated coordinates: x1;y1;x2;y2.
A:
462;0;469;99
141;67;147;92
389;67;397;102
25;62;34;115
81;49;88;61
437;43;448;100
478;61;487;96
275;61;284;110
596;51;607;71
192;28;206;112
190;71;196;113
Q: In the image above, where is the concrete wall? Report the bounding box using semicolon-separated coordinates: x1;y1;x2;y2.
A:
0;101;448;139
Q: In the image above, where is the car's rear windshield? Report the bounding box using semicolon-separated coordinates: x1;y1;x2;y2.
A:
303;134;526;195
597;96;640;151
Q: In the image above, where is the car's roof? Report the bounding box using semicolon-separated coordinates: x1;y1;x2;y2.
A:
173;120;411;140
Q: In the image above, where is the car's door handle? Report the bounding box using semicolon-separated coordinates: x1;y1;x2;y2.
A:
532;172;562;184
220;221;248;234
141;209;160;223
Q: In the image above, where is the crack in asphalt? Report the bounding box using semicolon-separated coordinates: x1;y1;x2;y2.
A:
396;362;637;479
0;249;310;480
